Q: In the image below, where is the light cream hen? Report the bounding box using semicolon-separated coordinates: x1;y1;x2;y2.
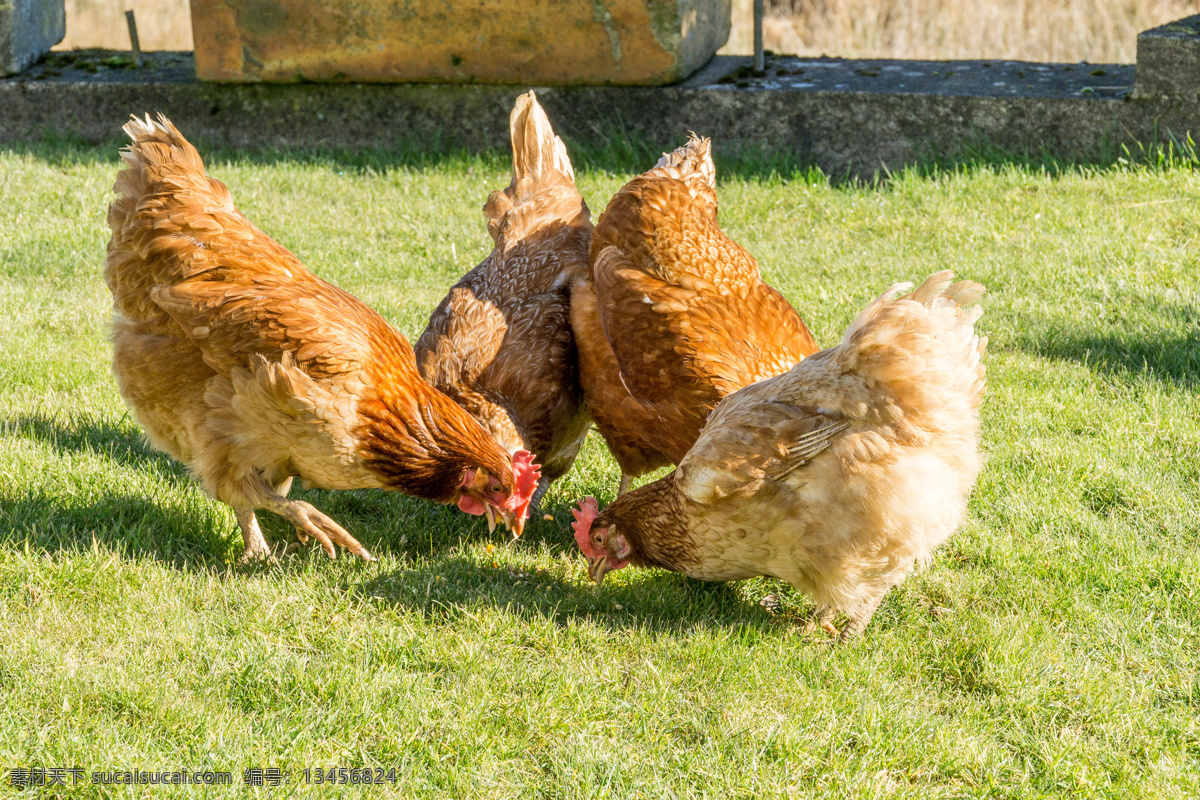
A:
572;272;987;639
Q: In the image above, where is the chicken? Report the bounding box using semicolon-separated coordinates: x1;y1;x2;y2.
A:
570;134;819;495
415;92;592;524
105;114;538;562
571;272;987;640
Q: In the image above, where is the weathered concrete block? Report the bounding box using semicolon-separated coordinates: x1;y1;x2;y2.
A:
191;0;730;85
11;51;1188;184
0;0;64;76
1135;14;1200;99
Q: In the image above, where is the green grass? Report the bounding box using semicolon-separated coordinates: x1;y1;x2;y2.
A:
1;138;1198;798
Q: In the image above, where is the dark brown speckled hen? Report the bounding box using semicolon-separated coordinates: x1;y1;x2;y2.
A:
416;92;593;526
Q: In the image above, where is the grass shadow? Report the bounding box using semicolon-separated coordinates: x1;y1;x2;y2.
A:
0;130;817;184
0;487;233;569
353;554;793;637
7;124;1199;188
0;411;782;633
5;411;181;475
0;412;233;566
0;411;587;568
1009;302;1200;389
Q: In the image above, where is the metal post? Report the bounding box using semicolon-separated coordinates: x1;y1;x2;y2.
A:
125;10;142;67
753;0;764;72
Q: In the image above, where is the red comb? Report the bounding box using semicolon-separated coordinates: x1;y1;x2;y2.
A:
571;497;601;558
502;449;541;521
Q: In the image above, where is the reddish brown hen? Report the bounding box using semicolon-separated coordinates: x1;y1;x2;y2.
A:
416;92;592;528
571;135;818;494
105;114;535;561
572;272;987;640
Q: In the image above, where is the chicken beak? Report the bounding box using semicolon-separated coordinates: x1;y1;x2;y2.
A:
490;509;523;538
484;504;497;534
504;513;528;537
586;555;610;584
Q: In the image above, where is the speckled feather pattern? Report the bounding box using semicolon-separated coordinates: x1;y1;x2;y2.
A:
594;272;987;635
571;135;819;480
105;115;515;542
415;93;593;494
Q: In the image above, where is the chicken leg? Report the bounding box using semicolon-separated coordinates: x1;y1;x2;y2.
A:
838;589;887;642
235;476;297;562
529;475;553;512
236;508;272;562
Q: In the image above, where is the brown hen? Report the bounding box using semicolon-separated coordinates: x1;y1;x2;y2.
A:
105;114;535;561
416;92;592;525
573;272;987;640
571;135;818;494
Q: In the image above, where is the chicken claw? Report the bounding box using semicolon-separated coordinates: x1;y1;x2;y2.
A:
262;498;374;561
800;594;884;642
801;607;838;636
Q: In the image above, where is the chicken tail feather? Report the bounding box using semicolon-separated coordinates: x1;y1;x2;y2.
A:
507;91;576;204
110;113;228;231
650;133;716;189
514;90;575;196
105;113;239;326
821;270;987;430
484;91;583;241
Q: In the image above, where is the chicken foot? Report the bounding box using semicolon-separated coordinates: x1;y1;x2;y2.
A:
261;494;374;561
803;607;839;637
235;474;373;561
618;474;633;496
800;589;887;642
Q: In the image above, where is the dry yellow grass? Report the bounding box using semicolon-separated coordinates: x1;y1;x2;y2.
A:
56;0;1199;64
723;0;1198;62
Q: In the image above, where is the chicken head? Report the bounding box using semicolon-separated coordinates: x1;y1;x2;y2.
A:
572;496;630;584
457;449;541;537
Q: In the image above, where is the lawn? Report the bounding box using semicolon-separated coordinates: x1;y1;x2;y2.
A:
0;136;1197;798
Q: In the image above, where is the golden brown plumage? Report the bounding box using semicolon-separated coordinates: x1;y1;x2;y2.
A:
415;92;592;522
571;135;818;493
106;114;531;561
573;272;987;640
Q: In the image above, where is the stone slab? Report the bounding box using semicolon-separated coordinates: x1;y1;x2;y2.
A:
190;0;730;86
713;53;1134;99
1134;13;1200;99
0;0;64;76
3;51;1199;180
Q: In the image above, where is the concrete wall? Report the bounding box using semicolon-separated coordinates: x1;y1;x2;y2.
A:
0;0;65;76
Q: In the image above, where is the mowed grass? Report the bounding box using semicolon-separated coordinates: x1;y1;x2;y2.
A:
0;138;1197;799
